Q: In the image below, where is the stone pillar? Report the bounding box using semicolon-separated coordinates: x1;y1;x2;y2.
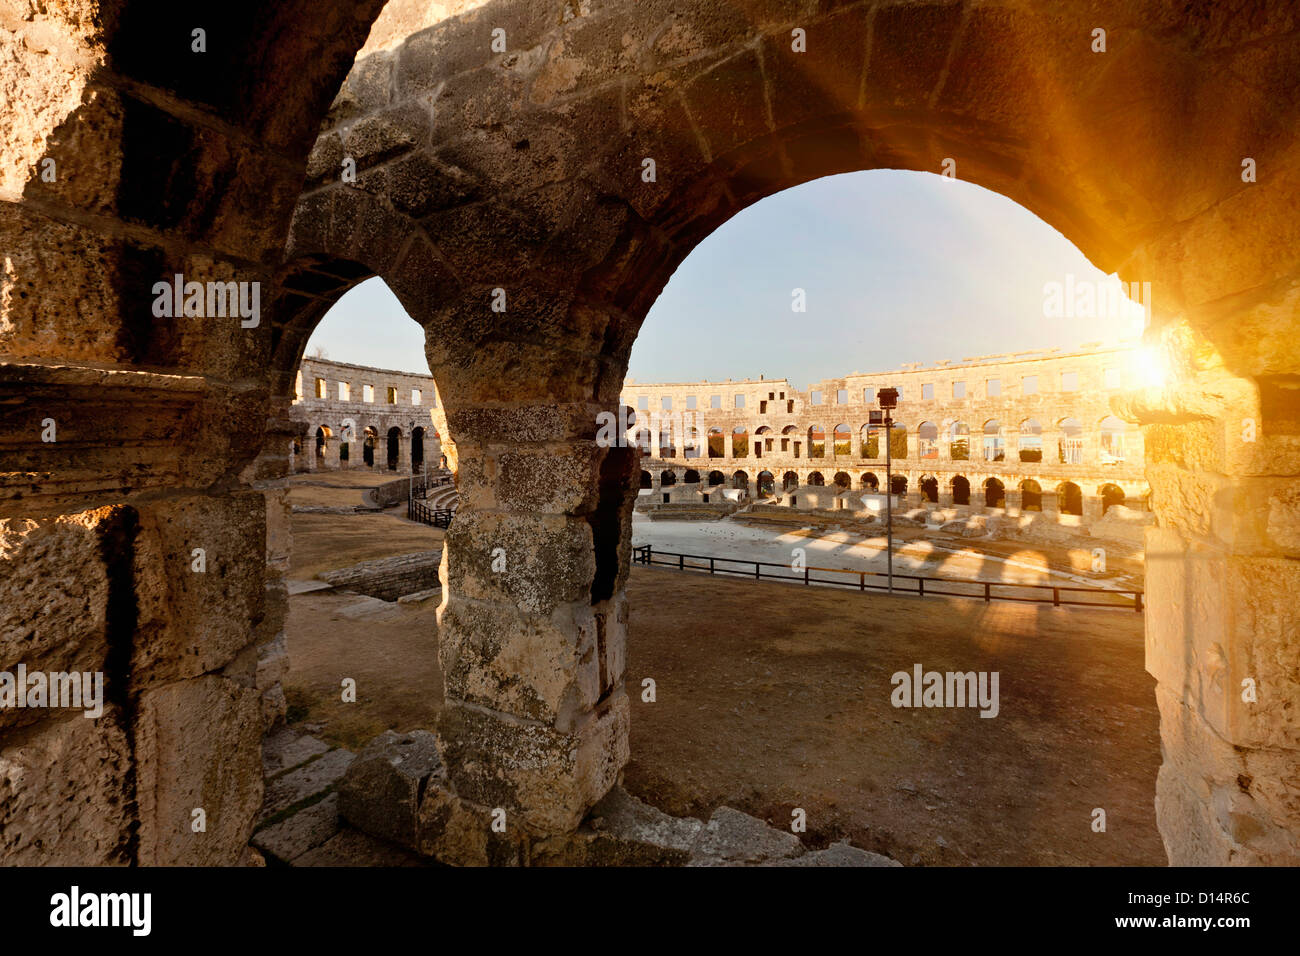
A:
431;399;633;841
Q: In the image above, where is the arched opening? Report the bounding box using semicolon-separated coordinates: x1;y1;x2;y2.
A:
860;423;878;460
948;422;970;461
707;427;725;458
1058;481;1084;516
1020;479;1043;512
781;425;799;456
411;426;425;472
1058;418;1083;464
951;475;971;506
890;475;908;496
314;425;331;468
782;471;798;491
707;470;725;487
983;420;1005;462
920;476;939;503
633;427;653;454
860;472;879;491
757;470;776;496
640;470;653;490
985;478;1006;509
683;469;700;484
1018;419;1043;463
833;424;852;457
386;427;401;471
807;425;825;458
731;426;748;458
807;472;825;487
1100;416;1129;464
832;471;851;490
889;422;908;460
1100;483;1126;514
660;470;677;487
754;426;773;459
363;426;378;467
731;470;749;492
918;421;939;460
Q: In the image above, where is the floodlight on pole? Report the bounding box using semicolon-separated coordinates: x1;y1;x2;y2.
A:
877;388;899;595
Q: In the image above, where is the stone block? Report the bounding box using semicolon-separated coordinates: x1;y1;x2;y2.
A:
0;710;133;865
133;675;264;865
338;730;444;848
260;748;356;823
252;793;342;864
686;806;805;866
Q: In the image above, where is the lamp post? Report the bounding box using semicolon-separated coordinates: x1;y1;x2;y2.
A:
876;387;900;594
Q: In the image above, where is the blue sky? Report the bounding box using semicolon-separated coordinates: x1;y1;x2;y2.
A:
305;170;1141;385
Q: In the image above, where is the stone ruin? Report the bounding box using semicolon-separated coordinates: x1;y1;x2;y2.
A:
1;0;1298;866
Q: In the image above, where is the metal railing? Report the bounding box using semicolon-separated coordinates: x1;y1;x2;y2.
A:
408;496;454;528
631;544;1142;612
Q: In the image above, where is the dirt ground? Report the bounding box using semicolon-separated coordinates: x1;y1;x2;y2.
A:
281;471;1163;865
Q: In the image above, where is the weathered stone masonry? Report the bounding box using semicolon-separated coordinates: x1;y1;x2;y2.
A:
2;0;1298;865
629;342;1149;526
290;356;445;471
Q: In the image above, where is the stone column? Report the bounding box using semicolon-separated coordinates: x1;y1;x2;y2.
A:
430;398;633;845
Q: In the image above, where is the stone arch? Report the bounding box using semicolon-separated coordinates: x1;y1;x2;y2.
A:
1058;417;1084;464
4;0;1299;867
731;470;749;491
1018;418;1043;463
832;423;852;457
860;472;879;491
659;469;677;487
683;469;700;484
832;471;851;490
363;425;379;468
386;426;402;471
707;470;725;486
1100;415;1129;463
411;426;426;471
807;425;825;458
731;425;749;458
707;426;725;458
1020;479;1043;512
757;470;776;496
890;474;908;496
639;470;652;490
918;421;939;460
859;423;879;460
920;475;939;502
982;419;1005;462
1058;481;1084;517
951;475;971;506
782;470;798;491
807;471;825;487
948;421;970;461
985;477;1006;509
1100;482;1126;513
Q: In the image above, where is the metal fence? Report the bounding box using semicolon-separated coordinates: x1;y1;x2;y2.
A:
408;497;453;528
631;544;1143;612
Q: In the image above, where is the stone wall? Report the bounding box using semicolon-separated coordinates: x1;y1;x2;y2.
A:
291;357;445;472
318;550;443;602
2;0;1297;866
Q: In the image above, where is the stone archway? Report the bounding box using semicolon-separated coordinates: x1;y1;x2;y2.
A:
2;0;1298;867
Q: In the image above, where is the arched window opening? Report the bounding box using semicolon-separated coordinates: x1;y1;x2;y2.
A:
783;471;798;490
1018;418;1042;462
660;470;677;486
707;470;725;486
890;474;908;496
707;427;725;458
948;422;970;460
983;420;1004;462
920;476;939;502
1059;481;1083;516
918;421;939;459
1100;483;1126;513
833;424;852;457
1058;418;1083;464
808;471;825;486
808;425;825;458
860;472;879;491
833;471;851;489
731;426;748;458
1020;479;1042;511
951;475;971;506
985;477;1006;509
639;470;653;489
1100;416;1128;463
757;470;776;496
